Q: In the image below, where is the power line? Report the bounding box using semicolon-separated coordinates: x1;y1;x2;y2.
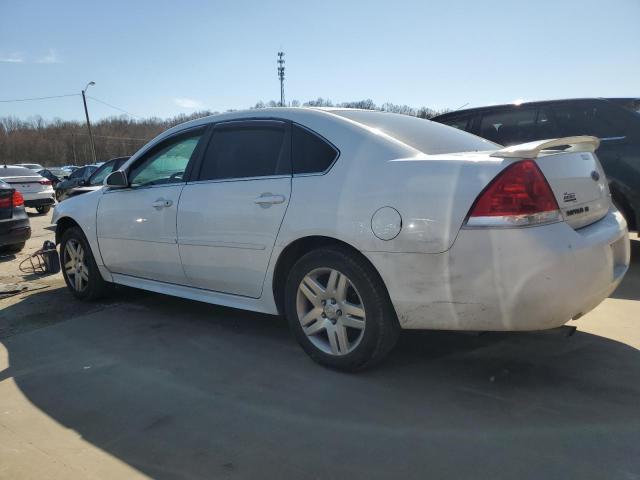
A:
0;93;79;103
87;95;142;118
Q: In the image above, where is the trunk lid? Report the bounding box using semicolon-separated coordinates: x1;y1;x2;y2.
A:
491;136;609;229
2;176;46;194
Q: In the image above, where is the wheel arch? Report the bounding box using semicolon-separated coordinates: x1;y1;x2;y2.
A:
55;216;83;245
271;235;393;316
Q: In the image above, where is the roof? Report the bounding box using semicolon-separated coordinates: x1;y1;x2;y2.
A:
432;97;635;119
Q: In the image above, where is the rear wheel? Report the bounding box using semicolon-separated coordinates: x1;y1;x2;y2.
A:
60;226;111;300
36;205;51;214
285;247;399;371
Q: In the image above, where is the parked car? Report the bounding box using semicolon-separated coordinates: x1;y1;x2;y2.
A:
0;165;55;214
52;108;629;370
432;98;640;230
38;168;63;187
0;179;31;252
57;157;129;202
54;164;99;201
49;167;71;179
14;163;44;171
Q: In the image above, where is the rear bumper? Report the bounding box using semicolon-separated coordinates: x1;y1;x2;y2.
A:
23;188;55;208
0;211;31;247
367;210;630;331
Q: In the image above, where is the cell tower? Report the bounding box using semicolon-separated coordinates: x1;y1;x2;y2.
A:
277;51;285;107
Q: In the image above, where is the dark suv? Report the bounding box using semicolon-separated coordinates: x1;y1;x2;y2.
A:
432;98;640;229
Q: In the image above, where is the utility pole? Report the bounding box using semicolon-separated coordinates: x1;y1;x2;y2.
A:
277;51;285;107
82;81;97;163
71;133;77;164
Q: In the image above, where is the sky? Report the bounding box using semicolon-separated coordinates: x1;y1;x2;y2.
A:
1;0;639;122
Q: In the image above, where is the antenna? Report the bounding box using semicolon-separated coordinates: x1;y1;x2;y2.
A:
277;51;285;107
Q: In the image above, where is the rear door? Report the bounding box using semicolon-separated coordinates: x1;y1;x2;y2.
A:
178;120;291;298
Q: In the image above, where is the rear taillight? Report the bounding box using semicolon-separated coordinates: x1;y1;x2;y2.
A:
465;159;561;228
0;196;10;208
13;191;24;207
39;179;52;186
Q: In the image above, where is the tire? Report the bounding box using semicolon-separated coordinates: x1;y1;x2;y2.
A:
59;226;111;301
36;205;51;214
284;246;399;371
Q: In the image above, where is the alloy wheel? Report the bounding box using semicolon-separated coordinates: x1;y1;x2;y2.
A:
296;268;366;356
63;239;89;292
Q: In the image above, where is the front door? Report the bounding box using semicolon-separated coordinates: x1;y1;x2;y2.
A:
97;127;206;284
178;120;291;298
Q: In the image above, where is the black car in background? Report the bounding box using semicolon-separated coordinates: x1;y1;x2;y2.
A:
432;98;640;229
0;179;31;252
57;157;129;202
54;164;99;201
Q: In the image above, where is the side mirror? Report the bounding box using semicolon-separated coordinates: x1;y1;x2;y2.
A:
104;170;128;188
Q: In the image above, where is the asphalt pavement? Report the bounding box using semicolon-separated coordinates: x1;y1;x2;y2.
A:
1;211;639;479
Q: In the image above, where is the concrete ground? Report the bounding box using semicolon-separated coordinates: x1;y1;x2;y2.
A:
1;211;639;479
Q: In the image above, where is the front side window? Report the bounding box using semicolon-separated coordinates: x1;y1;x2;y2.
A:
292;124;338;174
199;124;289;181
129;130;203;187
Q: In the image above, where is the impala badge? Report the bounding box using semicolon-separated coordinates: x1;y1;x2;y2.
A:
563;192;577;203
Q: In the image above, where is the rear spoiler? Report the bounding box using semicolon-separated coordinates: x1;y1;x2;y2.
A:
490;136;600;159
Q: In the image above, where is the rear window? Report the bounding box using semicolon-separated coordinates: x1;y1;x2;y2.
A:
330;110;497;154
0;166;39;177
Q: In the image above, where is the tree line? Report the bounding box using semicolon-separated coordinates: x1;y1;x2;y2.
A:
0;99;449;167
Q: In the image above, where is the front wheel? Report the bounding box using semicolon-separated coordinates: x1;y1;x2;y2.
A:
60;226;111;301
284;247;399;371
36;205;51;214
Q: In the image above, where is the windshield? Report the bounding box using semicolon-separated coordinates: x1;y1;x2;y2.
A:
88;161;116;185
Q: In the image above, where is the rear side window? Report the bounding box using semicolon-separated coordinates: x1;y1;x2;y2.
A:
292;124;338;174
199;124;289;181
552;103;629;138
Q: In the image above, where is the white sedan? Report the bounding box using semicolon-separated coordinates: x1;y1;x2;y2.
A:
51;108;630;370
0;165;56;214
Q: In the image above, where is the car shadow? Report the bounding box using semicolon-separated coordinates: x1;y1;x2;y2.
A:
1;287;639;479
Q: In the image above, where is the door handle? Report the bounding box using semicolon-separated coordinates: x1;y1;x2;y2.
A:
151;198;173;209
254;193;286;208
